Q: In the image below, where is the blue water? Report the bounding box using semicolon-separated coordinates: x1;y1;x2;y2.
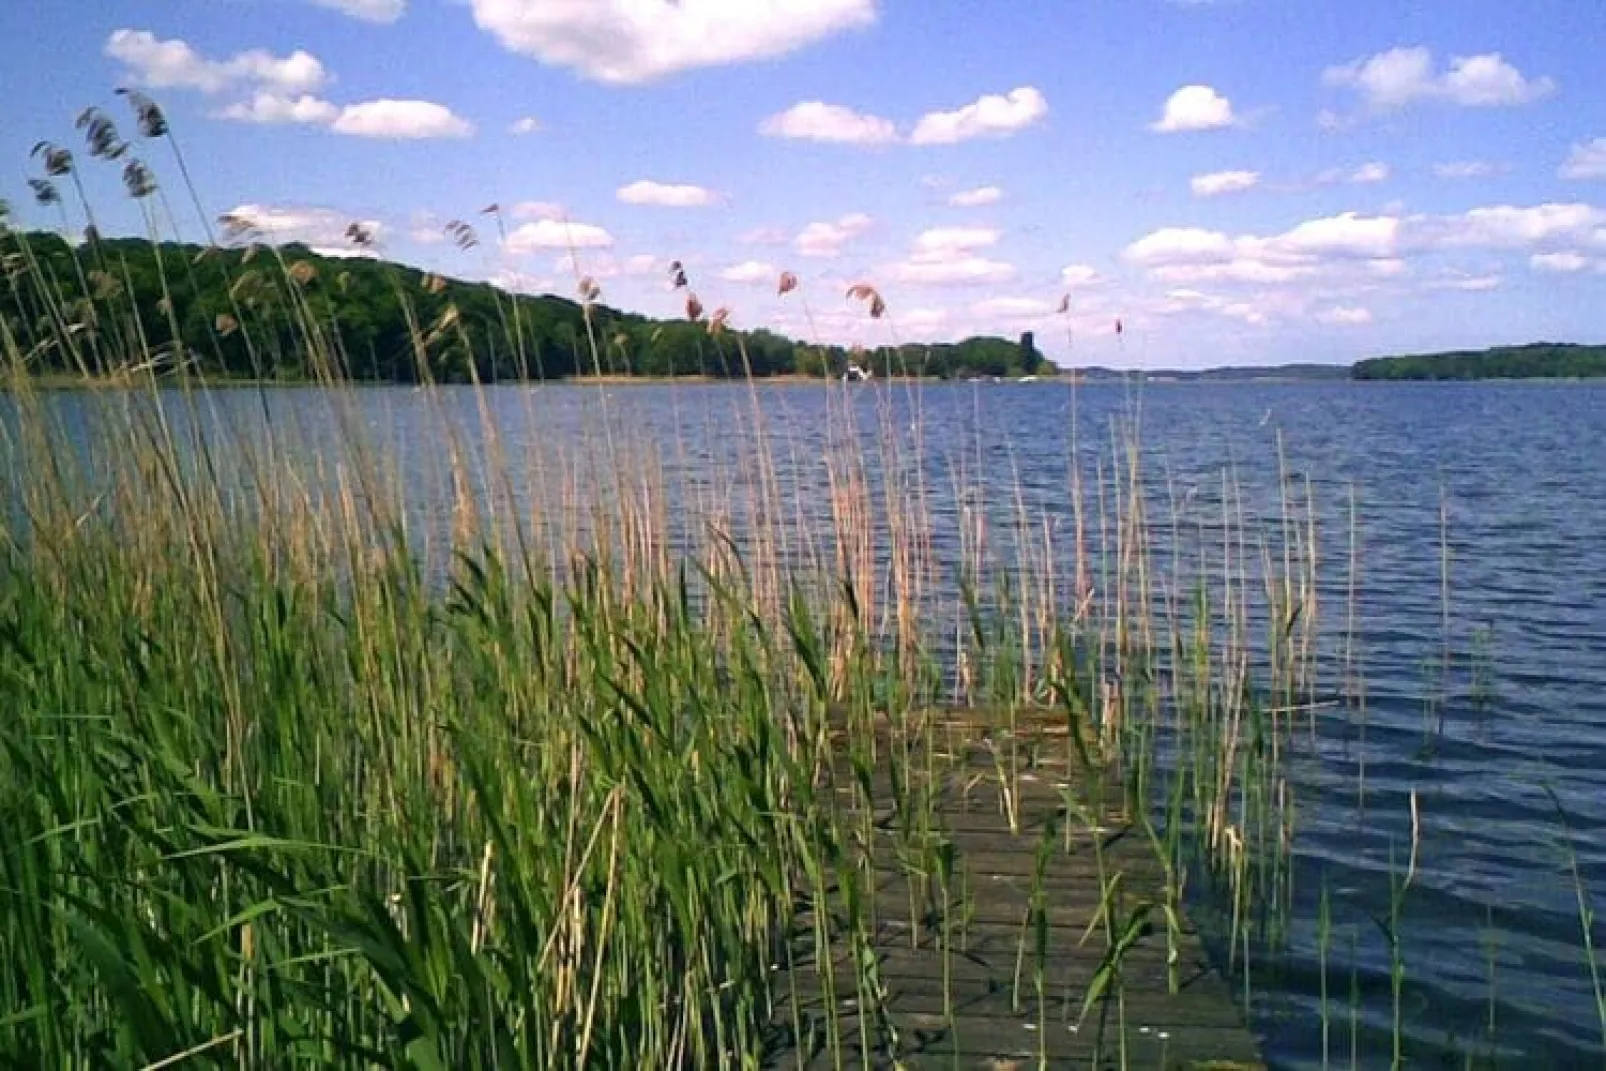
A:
6;378;1605;1067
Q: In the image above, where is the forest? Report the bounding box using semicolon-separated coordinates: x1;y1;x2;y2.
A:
1351;342;1606;380
0;228;1054;383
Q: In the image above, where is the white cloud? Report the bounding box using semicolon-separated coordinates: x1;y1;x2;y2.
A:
308;245;378;260
739;226;790;245
511;201;565;221
330;100;474;138
884;226;1014;285
1315;305;1373;325
1153;259;1312;285
794;213;873;257
617;180;715;207
222;203;383;248
1315;162;1393;185
1154;288;1269;325
1561;139;1606;181
1350;161;1391;183
623;255;659;275
106;29;329;95
1190;169;1259;197
1425;203;1603;250
912;226;999;255
213;92;472;138
216;92;340;125
1276;212;1399;259
1152;85;1235;133
489;269;553;295
308;0;405;23
1434;160;1498;180
508;116;542;135
1124;227;1236;266
469;0;875;84
909;86;1048;145
1531;252;1592;273
1061;264;1100;287
949;185;1003;207
972;297;1055;320
900;308;949;333
721;260;777;283
1323;46;1555;111
1125;212;1404;288
1431;273;1502;292
504;218;615;253
887;256;1016;285
759;101;898;145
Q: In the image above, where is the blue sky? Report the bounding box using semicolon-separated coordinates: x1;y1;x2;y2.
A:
3;0;1604;368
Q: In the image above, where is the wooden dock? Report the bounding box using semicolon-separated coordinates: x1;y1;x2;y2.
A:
763;714;1265;1069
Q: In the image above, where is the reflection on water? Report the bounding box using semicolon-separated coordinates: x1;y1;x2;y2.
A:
5;378;1605;1067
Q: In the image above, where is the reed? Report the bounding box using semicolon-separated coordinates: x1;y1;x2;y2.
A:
9;91;1592;1070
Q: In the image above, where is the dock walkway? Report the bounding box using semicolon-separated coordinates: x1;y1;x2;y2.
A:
764;715;1265;1069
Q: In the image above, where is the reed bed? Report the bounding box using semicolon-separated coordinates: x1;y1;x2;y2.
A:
2;92;1600;1070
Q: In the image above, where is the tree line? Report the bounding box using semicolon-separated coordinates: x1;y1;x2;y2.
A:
0;229;1054;384
1352;343;1606;380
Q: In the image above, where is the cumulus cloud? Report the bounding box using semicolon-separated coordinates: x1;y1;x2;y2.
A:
1154;288;1269;325
971;297;1056;320
759;101;898;145
721;260;777;283
222;203;383;248
488;269;553;295
616;180;715;207
1434;160;1499;180
1124;227;1237;266
308;0;406;22
794;213;873;257
909;87;1048;145
1190;170;1259;197
110;30;471;139
1315;305;1373;325
1561;138;1606;181
1123;201;1606;297
1323;46;1555;111
1124;213;1403;286
106;29;329;95
883;226;1014;286
215;92;340;125
1152;85;1235;133
912;226;999;255
330;100;474;138
504;218;615;253
1429;273;1502;292
1061;264;1100;287
1349;161;1391;184
1423;202;1603;249
508;116;542;135
949;185;1003;207
1531;252;1592;273
888;257;1015;285
469;0;875;83
739;226;791;245
510;201;565;220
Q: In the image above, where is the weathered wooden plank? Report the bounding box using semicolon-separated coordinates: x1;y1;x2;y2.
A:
765;717;1261;1069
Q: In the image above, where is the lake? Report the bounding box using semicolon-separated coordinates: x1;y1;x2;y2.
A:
7;377;1605;1068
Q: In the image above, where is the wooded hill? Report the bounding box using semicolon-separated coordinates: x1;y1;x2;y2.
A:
0;230;1055;383
1352;342;1606;380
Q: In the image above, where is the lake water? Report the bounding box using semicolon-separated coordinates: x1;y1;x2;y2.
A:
6;379;1605;1068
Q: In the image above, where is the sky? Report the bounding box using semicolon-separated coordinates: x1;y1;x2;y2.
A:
2;0;1604;369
